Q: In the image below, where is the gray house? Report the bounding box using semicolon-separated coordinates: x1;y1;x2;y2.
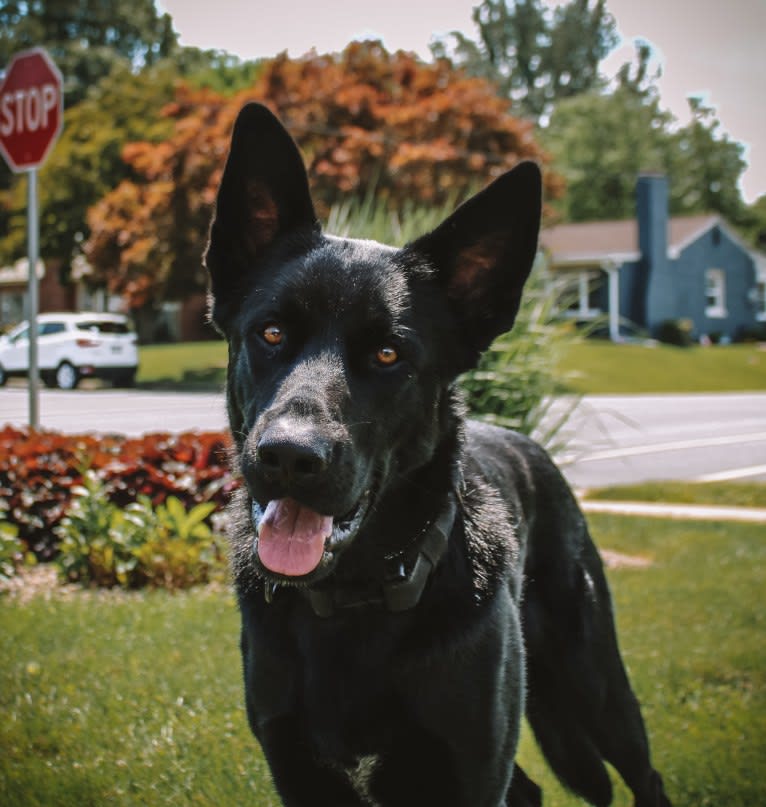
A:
540;175;766;341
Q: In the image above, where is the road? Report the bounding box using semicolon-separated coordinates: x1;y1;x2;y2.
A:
2;386;766;487
548;393;766;488
1;385;228;436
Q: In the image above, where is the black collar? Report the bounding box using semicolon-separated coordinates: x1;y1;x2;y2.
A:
278;493;457;618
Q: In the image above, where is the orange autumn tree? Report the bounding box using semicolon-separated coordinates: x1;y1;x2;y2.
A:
85;41;559;307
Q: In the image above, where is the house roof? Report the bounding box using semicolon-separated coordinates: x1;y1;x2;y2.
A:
540;214;720;267
0;258;45;287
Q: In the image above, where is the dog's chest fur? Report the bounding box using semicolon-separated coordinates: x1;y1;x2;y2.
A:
333;754;381;806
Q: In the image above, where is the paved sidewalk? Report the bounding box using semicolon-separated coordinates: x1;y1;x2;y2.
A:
579;499;766;523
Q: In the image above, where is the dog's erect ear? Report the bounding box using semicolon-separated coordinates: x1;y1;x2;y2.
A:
205;103;318;327
408;161;542;369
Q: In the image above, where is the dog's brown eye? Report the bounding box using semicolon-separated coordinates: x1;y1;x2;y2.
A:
375;346;398;366
263;324;283;346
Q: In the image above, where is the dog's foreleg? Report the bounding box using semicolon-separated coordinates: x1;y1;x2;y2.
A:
506;763;543;807
258;717;366;807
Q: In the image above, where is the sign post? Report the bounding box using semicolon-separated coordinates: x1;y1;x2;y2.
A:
27;169;40;427
0;48;63;429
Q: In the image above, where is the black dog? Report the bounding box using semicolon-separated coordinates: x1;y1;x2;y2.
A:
205;102;671;807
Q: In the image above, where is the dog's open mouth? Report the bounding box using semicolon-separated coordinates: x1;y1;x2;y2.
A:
251;493;369;579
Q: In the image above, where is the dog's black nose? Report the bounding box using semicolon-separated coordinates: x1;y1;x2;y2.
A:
256;423;332;485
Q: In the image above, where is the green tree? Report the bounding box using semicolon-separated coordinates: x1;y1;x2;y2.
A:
741;194;766;251
0;40;261;270
542;46;672;220
0;0;178;106
0;0;181;266
176;47;265;95
0;62;178;268
431;0;617;121
670;96;747;224
542;44;747;222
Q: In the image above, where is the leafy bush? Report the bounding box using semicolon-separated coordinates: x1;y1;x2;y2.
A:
734;323;766;343
656;318;694;347
0;427;234;560
0;519;26;583
55;472;227;589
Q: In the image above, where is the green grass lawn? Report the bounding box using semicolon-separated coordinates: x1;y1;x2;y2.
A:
136;341;227;389
586;481;766;508
2;514;764;806
558;341;766;394
135;339;766;395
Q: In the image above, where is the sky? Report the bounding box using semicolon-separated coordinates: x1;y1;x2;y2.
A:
158;0;766;204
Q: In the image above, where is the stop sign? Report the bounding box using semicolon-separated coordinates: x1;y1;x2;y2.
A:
0;47;63;173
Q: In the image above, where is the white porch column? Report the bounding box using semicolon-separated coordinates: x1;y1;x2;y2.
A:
577;272;589;317
605;264;620;341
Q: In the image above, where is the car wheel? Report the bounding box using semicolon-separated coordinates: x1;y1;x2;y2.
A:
0;364;6;387
41;371;57;388
112;370;136;388
55;361;80;390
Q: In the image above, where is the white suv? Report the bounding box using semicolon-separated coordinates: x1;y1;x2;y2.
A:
0;312;139;389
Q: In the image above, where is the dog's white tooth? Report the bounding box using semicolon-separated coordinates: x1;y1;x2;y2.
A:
251;501;264;537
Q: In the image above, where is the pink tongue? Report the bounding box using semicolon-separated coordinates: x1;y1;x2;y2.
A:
257;498;333;576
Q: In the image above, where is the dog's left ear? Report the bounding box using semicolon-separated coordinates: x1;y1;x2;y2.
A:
408;161;541;369
205;103;318;330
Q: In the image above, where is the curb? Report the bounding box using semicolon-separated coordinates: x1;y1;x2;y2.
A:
579;499;766;523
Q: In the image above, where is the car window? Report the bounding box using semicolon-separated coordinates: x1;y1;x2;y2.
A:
10;327;29;343
75;320;131;335
40;322;66;336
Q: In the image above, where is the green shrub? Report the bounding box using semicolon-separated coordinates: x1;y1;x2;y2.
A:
734;323;766;342
55;472;227;590
0;426;232;560
461;269;580;450
0;519;27;583
656;318;694;347
128;495;226;589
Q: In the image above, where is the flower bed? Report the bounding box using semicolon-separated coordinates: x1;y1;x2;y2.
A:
0;426;235;561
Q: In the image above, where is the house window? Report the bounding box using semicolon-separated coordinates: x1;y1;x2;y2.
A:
704;268;727;318
757;279;766;321
0;290;25;325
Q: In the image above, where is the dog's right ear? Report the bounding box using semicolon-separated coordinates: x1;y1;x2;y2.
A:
205;103;318;330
